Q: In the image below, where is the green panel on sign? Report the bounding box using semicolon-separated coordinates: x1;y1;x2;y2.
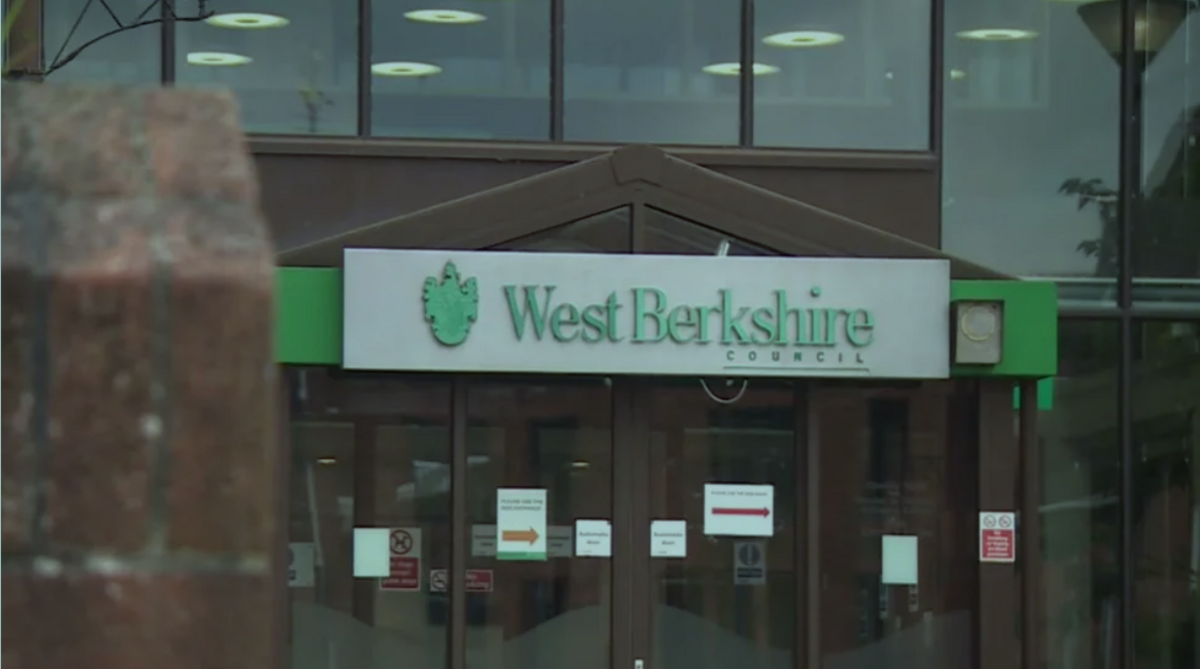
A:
276;267;342;365
951;280;1057;379
496;552;548;562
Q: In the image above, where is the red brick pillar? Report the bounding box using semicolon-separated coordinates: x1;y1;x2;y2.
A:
1;83;280;669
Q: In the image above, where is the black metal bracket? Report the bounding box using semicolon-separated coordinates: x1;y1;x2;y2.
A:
43;0;213;77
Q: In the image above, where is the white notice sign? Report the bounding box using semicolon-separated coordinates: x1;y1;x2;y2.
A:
471;525;497;557
650;520;688;558
575;520;612;557
548;525;573;558
496;489;548;561
733;541;767;586
288;542;315;588
704;484;775;537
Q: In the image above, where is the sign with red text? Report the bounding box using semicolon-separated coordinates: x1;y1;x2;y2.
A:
380;528;422;591
428;569;494;593
704;484;774;537
979;512;1015;563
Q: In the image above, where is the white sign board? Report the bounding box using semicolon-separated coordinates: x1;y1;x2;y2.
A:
288;542;315;588
704;484;775;537
650;520;688;558
496;489;548;561
733;541;767;586
979;511;1016;563
575;520;612;557
471;524;497;557
343;250;951;379
548;525;573;558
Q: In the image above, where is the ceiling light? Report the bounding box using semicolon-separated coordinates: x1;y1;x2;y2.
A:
405;9;487;24
205;12;290;29
702;62;781;76
317;457;338;465
950;68;967;80
762;30;845;48
956;28;1039;41
186;52;252;66
372;61;443;77
570;460;590;470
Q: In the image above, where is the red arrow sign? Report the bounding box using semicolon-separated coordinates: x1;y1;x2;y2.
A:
712;507;770;517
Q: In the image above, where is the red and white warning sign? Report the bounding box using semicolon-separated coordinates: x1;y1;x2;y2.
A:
979;512;1016;563
428;569;495;593
380;528;422;591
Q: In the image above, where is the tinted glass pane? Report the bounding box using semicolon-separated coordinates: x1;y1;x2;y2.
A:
563;0;738;144
43;0;160;83
287;368;451;669
754;0;931;150
942;0;1118;306
1134;3;1200;307
371;0;549;140
491;209;632;253
644;208;779;256
1037;320;1120;668
1130;320;1199;666
175;0;357;135
465;379;613;669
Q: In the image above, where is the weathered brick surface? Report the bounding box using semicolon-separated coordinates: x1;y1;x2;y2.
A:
1;82;279;669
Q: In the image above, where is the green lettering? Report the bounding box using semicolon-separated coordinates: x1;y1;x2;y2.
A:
774;290;801;346
550;303;580;342
695;306;716;343
632;287;668;343
605;292;623;342
750;307;776;344
720;290;751;344
504;285;555;340
581;304;606;343
846;309;874;346
666;305;697;343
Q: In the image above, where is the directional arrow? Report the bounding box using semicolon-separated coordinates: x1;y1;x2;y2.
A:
712;507;770;517
501;527;540;544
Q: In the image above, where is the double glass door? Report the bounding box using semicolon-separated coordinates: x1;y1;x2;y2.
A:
286;370;973;669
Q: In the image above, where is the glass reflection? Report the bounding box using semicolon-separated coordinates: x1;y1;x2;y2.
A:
371;0;549;140
175;0;357;134
43;0;160;83
1037;321;1120;669
563;0;738;144
465;379;613;669
491;209;633;254
644;208;779;256
942;0;1119;305
754;0;931;150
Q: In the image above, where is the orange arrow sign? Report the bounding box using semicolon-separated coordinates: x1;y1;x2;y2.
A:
501;528;539;544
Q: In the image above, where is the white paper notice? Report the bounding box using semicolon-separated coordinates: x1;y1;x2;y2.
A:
471;525;497;557
650;520;688;558
548;525;574;558
704;483;774;537
288;542;316;588
496;488;548;561
881;534;919;585
575;520;612;557
352;527;391;577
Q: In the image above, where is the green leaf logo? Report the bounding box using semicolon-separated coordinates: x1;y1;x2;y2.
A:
422;261;479;346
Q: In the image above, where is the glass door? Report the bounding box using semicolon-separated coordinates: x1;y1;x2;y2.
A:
630;378;801;669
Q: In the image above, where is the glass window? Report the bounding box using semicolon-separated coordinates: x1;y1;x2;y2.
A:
563;0;738;144
643;207;779;256
491;209;633;253
175;0;357;135
370;0;549;140
942;0;1119;306
754;0;931;150
1037;320;1120;669
42;0;161;83
1131;320;1199;667
287;368;451;669
1134;2;1199;306
465;379;613;669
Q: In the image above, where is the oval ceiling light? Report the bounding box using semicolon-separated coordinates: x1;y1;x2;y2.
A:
186;51;252;66
205;12;289;29
405;9;487;24
949;68;967;80
702;62;781;76
372;61;443;77
956;28;1039;41
762;30;845;48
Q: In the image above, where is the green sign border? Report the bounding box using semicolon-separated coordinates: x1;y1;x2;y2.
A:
275;268;1058;380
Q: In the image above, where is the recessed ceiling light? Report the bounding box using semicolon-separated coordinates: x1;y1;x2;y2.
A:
317;457;338;465
956;28;1039;41
703;62;781;76
205;12;290;29
405;9;487;24
372;61;443;77
950;68;967;80
762;30;845;48
186;51;252;66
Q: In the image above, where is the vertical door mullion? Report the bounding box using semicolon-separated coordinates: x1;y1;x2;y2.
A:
448;376;468;669
612;377;636;669
794;382;815;669
630;378;652;668
1018;380;1041;669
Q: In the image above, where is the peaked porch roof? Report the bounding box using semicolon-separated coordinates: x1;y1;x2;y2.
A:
279;145;1010;280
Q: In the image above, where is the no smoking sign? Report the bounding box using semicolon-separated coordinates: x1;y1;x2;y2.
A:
979;512;1016;563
